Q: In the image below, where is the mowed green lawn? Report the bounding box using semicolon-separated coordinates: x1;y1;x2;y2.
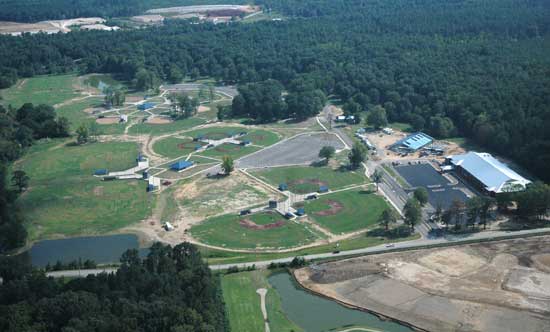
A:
252;166;367;194
198;143;260;160
190;212;319;249
1;74;79;108
222;271;303;332
236;129;280;146
153;137;206;158
16;140;153;240
303;190;389;234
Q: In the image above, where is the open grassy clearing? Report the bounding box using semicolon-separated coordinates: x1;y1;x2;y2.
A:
128;117;206;135
55;97;103;130
15;140;152;240
221;270;302;332
301;189;389;234
198;143;261;160
190;211;320;249
1;74;80;108
252;166;367;194
236;129;280;146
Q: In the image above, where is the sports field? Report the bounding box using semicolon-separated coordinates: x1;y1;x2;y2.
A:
190;211;320;249
16;140;152;240
251;166;367;194
303;190;388;234
153;137;206;158
198;143;261;160
128;117;206;135
0;74;79;108
222;270;303;332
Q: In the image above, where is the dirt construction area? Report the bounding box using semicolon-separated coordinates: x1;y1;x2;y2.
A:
295;235;550;332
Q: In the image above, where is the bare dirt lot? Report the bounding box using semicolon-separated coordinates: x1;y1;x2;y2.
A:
96;117;120;124
0;17;111;35
295;236;550;332
147;117;172;124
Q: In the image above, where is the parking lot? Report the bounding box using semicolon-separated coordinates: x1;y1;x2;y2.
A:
237;133;345;169
395;163;472;209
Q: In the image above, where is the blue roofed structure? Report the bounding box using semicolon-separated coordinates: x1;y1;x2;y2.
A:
170;160;194;171
447;152;531;194
138;102;155;111
391;132;434;152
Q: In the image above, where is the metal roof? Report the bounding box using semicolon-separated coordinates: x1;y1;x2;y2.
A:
171;160;194;170
392;132;433;151
449;152;530;193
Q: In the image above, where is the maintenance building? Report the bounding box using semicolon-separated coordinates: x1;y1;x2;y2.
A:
390;132;434;152
445;152;531;195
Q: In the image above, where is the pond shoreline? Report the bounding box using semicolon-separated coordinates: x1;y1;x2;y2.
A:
291;269;426;332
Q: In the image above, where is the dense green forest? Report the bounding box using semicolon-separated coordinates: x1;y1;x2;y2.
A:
0;243;229;332
0;0;241;22
0;0;549;181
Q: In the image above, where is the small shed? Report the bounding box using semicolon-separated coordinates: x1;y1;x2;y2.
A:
164;222;175;231
318;186;329;193
147;184;157;192
296;208;305;216
278;183;288;191
171;160;194;171
94;169;108;176
142;171;149;180
240;140;251;146
269;200;278;209
136;154;145;162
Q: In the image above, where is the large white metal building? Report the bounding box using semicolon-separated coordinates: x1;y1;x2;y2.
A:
446;152;531;195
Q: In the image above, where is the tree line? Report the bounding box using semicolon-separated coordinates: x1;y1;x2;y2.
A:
0;0;549;181
0;242;229;332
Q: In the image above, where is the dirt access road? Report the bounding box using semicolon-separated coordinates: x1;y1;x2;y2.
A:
295;235;550;332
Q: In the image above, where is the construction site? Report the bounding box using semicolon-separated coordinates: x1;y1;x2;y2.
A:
295;235;550;332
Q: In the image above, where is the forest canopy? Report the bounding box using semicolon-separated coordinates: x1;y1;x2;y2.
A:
0;243;229;332
0;0;549;181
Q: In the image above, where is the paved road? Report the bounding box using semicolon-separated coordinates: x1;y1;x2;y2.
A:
161;83;238;98
46;228;550;278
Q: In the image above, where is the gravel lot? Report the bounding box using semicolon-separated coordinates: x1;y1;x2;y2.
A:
237;132;345;169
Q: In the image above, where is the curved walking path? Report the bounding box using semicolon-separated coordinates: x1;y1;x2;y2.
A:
256;288;270;332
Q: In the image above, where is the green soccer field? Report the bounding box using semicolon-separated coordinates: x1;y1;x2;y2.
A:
16;140;153;241
251;166;368;194
303;189;389;234
190;211;321;249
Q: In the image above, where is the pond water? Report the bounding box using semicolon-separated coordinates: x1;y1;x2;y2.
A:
268;273;412;332
30;234;148;267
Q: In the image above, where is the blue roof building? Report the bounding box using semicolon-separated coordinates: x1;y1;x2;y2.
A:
319;186;329;193
138;102;155;111
94;169;108;176
391;132;434;152
279;183;288;191
171;160;194;171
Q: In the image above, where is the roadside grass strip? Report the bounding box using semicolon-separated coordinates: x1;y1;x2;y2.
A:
190;211;320;250
303;189;388;234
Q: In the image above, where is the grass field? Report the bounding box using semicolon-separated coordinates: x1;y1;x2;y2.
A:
303;190;389;234
190;211;320;249
198;143;261;160
236;129;280;146
252;166;367;194
128;117;206;135
153;137;206;158
0;74;79;108
221;270;303;332
55;97;103;130
15;140;152;240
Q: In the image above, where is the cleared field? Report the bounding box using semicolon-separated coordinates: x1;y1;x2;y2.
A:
303;190;388;234
16;140;152;240
190;211;320;249
153;137;206;158
55;97;103;130
236;129;280;146
1;74;79;108
221;270;303;332
252;166;367;194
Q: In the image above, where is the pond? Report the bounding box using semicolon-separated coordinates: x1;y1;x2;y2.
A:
268;272;413;332
29;234;148;267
